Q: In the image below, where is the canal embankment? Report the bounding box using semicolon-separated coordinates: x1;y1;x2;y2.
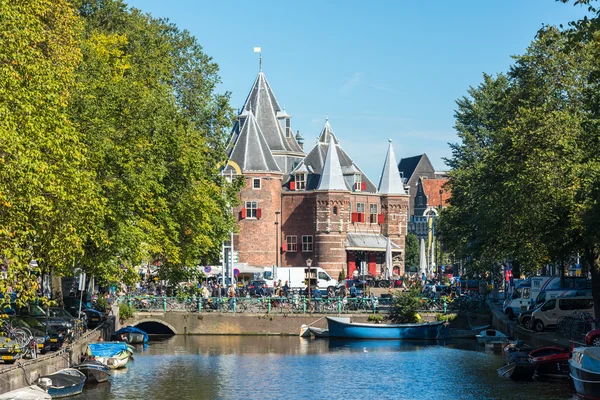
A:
490;299;571;348
0;314;116;394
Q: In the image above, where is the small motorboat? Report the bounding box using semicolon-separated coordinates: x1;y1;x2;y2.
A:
450;325;490;339
87;341;134;369
112;326;148;344
529;346;570;379
570;346;600;399
36;368;86;398
498;351;536;380
73;359;111;383
476;329;506;345
0;385;51;399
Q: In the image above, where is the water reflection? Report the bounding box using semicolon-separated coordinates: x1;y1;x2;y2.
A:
75;335;580;400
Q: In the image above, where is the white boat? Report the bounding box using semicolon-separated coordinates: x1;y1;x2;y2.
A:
475;329;506;345
0;385;51;400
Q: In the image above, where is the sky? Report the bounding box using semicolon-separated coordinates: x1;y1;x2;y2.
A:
126;0;590;180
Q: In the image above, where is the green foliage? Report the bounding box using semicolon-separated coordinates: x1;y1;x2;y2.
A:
119;302;134;321
437;313;457;322
368;314;384;323
387;289;420;323
404;233;419;270
94;296;109;313
338;270;346;281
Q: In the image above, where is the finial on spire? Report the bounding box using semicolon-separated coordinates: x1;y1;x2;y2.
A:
253;47;262;71
388;138;392;143
326;114;328;121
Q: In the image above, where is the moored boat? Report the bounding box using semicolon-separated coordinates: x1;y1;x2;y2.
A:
0;385;51;400
36;368;86;398
570;346;600;399
529;346;570;379
87;341;134;369
450;325;490;339
497;351;536;380
112;326;148;344
73;360;111;383
476;329;506;345
325;316;449;340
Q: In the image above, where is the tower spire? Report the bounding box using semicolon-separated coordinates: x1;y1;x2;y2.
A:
378;139;406;195
253;46;262;71
316;136;348;191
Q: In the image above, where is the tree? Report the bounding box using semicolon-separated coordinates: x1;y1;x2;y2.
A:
404;233;419;271
69;0;241;286
0;0;103;306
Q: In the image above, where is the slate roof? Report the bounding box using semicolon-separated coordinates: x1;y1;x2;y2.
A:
346;233;402;252
398;154;436;185
300;120;377;192
378;140;406;195
421;178;451;207
241;72;303;154
316;136;348;191
225;111;281;173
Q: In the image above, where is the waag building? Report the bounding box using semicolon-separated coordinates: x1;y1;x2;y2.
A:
224;70;409;280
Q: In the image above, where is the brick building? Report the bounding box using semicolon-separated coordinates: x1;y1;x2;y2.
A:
225;70;409;279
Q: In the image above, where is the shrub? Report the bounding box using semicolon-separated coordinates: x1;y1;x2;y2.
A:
119;303;134;321
387;289;420;323
437;313;457;322
338;270;346;281
368;314;384;323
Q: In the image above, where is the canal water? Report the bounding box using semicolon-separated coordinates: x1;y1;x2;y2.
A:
77;336;580;400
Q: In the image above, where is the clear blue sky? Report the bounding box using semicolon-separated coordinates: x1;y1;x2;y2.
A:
126;0;588;180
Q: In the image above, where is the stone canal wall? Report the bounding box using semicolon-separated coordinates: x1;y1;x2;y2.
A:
0;317;115;394
125;311;489;335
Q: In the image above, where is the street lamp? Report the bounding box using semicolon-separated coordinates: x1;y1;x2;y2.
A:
306;258;313;299
275;211;281;269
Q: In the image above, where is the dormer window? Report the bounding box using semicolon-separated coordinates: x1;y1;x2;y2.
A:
353;174;362;191
239;115;246;129
295;173;306;190
285;118;291;138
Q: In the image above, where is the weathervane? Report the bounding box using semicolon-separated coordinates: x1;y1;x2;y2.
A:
254;47;262;71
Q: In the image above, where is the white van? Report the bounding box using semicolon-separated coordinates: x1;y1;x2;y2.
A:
263;266;337;291
531;296;595;332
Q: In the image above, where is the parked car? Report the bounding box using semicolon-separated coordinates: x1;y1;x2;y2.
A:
17;303;74;340
18;316;63;351
337;279;368;290
586;328;600;347
531;296;595;332
63;297;104;328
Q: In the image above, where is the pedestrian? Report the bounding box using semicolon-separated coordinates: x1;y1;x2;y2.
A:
327;286;335;298
350;283;357;298
283;280;289;297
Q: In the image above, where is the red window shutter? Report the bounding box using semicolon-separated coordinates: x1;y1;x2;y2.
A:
351;212;358;223
256;208;262;219
282;242;287;252
241;208;247;219
358;213;365;223
290;181;295;191
378;213;385;224
361;181;367;191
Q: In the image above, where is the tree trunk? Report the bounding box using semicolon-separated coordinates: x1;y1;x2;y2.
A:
585;246;600;317
50;268;64;306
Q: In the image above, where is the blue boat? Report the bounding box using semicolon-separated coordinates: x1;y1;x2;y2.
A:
112;326;149;344
325;316;449;340
36;368;86;398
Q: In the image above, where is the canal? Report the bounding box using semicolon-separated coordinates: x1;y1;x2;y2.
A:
77;336;578;400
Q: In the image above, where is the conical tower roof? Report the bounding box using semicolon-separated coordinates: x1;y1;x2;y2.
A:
317;118;339;144
226;111;281;173
378;139;406;195
316;136;348;191
241;72;303;154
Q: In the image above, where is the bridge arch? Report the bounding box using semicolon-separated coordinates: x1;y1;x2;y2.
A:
133;319;178;335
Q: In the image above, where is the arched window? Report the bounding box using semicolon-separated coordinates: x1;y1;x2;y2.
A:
333;206;338;215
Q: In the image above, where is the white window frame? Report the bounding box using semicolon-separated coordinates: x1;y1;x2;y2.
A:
285;118;291;137
295;173;306;190
302;235;313;252
245;201;258;219
286;235;297;252
252;178;261;189
356;202;365;213
370;204;378;223
353;174;362;191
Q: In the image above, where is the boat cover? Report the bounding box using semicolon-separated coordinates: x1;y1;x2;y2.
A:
114;326;149;343
581;347;600;371
88;342;131;357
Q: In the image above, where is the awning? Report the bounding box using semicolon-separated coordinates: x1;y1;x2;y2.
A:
234;263;265;274
345;233;402;252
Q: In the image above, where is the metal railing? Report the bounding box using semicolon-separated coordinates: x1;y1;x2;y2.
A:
118;295;393;315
